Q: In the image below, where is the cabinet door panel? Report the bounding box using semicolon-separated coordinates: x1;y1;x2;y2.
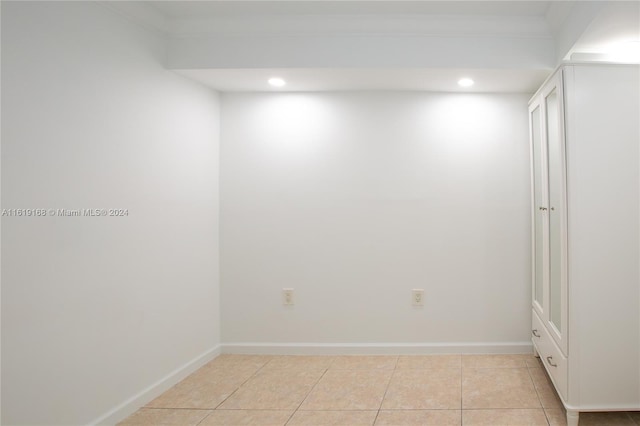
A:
546;89;563;333
541;72;568;356
530;105;545;312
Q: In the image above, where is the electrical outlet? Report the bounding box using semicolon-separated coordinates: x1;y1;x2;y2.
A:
412;289;424;306
282;288;294;305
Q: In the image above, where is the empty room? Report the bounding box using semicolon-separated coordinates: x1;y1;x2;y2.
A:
1;1;639;425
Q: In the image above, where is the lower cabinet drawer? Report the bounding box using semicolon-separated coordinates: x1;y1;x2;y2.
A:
532;310;568;400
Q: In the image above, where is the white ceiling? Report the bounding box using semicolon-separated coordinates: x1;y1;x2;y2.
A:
115;1;637;92
175;68;551;93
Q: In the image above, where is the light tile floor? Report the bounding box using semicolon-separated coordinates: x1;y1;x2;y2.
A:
119;354;640;426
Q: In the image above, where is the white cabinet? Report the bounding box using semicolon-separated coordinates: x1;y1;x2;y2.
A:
529;63;640;426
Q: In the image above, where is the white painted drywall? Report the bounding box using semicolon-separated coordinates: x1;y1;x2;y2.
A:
220;92;532;348
168;33;554;71
551;1;606;63
162;4;555;71
1;2;220;425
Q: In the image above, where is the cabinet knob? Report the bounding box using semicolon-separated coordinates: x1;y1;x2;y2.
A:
546;356;558;367
532;329;540;338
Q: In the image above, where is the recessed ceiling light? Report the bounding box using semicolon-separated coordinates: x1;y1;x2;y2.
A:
268;77;286;87
458;78;474;87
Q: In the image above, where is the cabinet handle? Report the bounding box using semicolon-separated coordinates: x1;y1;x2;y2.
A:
539;207;548;211
532;329;540;338
546;356;557;367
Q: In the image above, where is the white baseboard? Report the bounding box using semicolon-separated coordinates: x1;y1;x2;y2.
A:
90;345;221;426
221;342;533;355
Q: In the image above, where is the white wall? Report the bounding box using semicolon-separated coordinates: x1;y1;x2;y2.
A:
220;92;532;351
1;2;220;425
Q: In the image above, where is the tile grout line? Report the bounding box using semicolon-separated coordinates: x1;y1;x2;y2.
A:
204;356;333;425
143;407;212;410
195;356;276;425
460;355;464;426
525;360;552;426
372;356;399;426
212;357;275;410
283;364;331;426
142;359;265;412
194;409;215;426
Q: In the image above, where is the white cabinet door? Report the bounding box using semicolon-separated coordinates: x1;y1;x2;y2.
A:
529;101;546;320
541;72;568;355
529;70;568;356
